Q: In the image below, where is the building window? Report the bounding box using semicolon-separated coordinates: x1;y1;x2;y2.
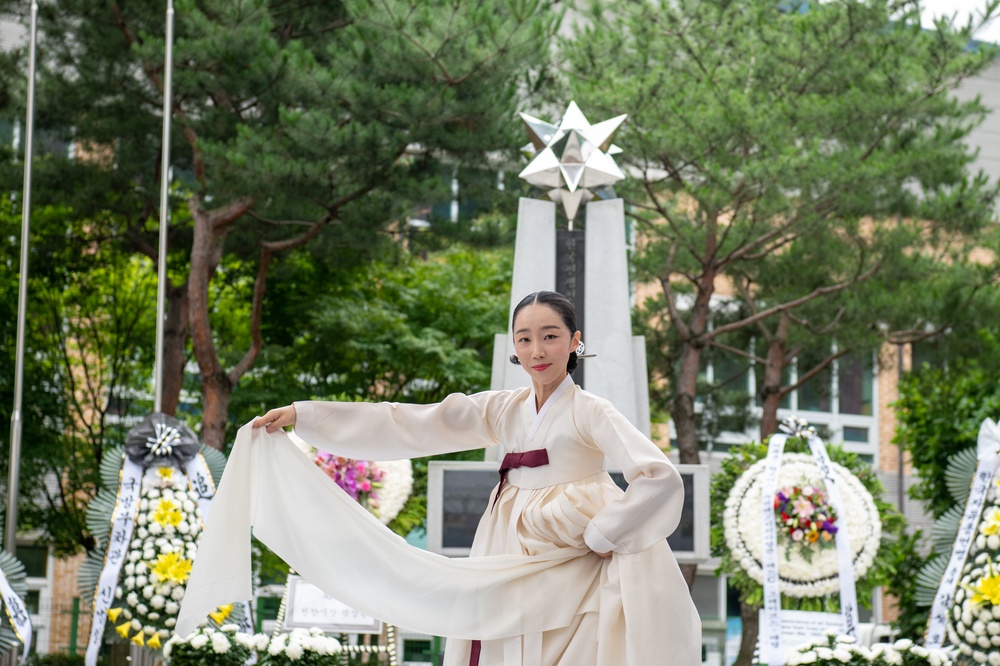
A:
838;355;874;416
18;545;48;578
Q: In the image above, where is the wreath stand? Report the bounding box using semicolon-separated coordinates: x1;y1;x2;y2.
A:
274;572;399;665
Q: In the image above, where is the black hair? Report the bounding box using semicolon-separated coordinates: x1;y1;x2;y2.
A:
510;291;580;373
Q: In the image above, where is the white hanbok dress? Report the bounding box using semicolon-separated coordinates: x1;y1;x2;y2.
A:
289;375;701;665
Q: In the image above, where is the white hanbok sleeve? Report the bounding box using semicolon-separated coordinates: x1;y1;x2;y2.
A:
292;390;508;460
579;396;684;555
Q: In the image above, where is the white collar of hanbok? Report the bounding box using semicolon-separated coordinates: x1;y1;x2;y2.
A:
527;374;575;440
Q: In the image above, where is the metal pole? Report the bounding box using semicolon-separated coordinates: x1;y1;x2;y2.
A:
153;0;175;414
6;0;39;556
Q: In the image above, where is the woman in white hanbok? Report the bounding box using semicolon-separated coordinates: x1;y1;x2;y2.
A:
232;291;700;664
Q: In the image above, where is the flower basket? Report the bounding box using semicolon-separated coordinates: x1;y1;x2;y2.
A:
785;635;953;666
258;628;343;665
162;625;257;666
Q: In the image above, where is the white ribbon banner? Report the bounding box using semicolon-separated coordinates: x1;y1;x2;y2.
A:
759;426;861;664
805;431;860;638
85;457;143;666
0;566;32;661
926;418;1000;647
759;434;787;665
184;453;217;526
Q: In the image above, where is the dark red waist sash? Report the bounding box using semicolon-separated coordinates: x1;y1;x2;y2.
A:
491;448;550;513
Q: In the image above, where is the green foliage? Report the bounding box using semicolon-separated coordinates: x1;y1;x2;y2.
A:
0;198;156;555
710;436;906;612
894;355;1000;518
880;529;931;640
562;0;1000;454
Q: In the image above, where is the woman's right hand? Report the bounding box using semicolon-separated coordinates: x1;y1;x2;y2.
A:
253;405;297;433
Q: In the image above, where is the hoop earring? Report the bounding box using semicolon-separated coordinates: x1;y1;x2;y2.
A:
509;355;521;365
575;341;586;355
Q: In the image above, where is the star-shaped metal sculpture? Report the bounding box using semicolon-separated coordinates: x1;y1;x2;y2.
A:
518;101;627;222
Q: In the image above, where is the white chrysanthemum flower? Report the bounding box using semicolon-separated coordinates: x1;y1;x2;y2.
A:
190;633;209;649
165;601;179;615
210;632;231;654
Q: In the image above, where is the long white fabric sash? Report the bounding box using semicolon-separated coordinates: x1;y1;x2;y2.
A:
86;457;144;666
0;566;32;661
184;453;255;639
926;418;1000;647
759;429;859;664
177;423;606;640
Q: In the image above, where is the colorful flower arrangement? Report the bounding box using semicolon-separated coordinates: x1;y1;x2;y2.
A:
162;624;258;666
110;465;202;649
313;454;413;525
774;484;839;563
315;454;386;511
946;477;1000;664
258;628;343;665
722;453;881;598
785;635;953;666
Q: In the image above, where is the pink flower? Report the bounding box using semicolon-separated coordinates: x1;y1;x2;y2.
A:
791;529;804;542
359;480;371;492
792;497;814;519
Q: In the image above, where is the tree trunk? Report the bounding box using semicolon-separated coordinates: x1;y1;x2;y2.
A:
670;344;703;466
159;284;188;416
200;369;232;450
670;342;704;592
758;315;790;440
734;599;760;666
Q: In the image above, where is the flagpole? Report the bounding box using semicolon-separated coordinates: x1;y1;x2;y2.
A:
153;0;174;414
6;0;39;556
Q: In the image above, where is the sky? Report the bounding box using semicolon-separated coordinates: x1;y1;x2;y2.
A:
920;0;1000;44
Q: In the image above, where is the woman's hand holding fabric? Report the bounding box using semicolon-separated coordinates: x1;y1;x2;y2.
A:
253;405;297;432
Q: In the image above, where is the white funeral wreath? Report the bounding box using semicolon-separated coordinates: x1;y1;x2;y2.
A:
723;453;882;598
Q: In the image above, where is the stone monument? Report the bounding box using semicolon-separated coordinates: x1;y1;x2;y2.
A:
491;102;651;438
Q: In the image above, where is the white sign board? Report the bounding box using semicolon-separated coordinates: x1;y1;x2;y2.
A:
285;575;383;634
758;610;842;663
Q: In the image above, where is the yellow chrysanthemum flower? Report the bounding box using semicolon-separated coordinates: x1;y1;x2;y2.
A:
152;499;183;527
151;552;193;584
156;467;174;480
983;507;1000;536
971;573;1000;606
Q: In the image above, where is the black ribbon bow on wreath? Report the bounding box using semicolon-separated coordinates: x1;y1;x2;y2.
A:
124;412;201;468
